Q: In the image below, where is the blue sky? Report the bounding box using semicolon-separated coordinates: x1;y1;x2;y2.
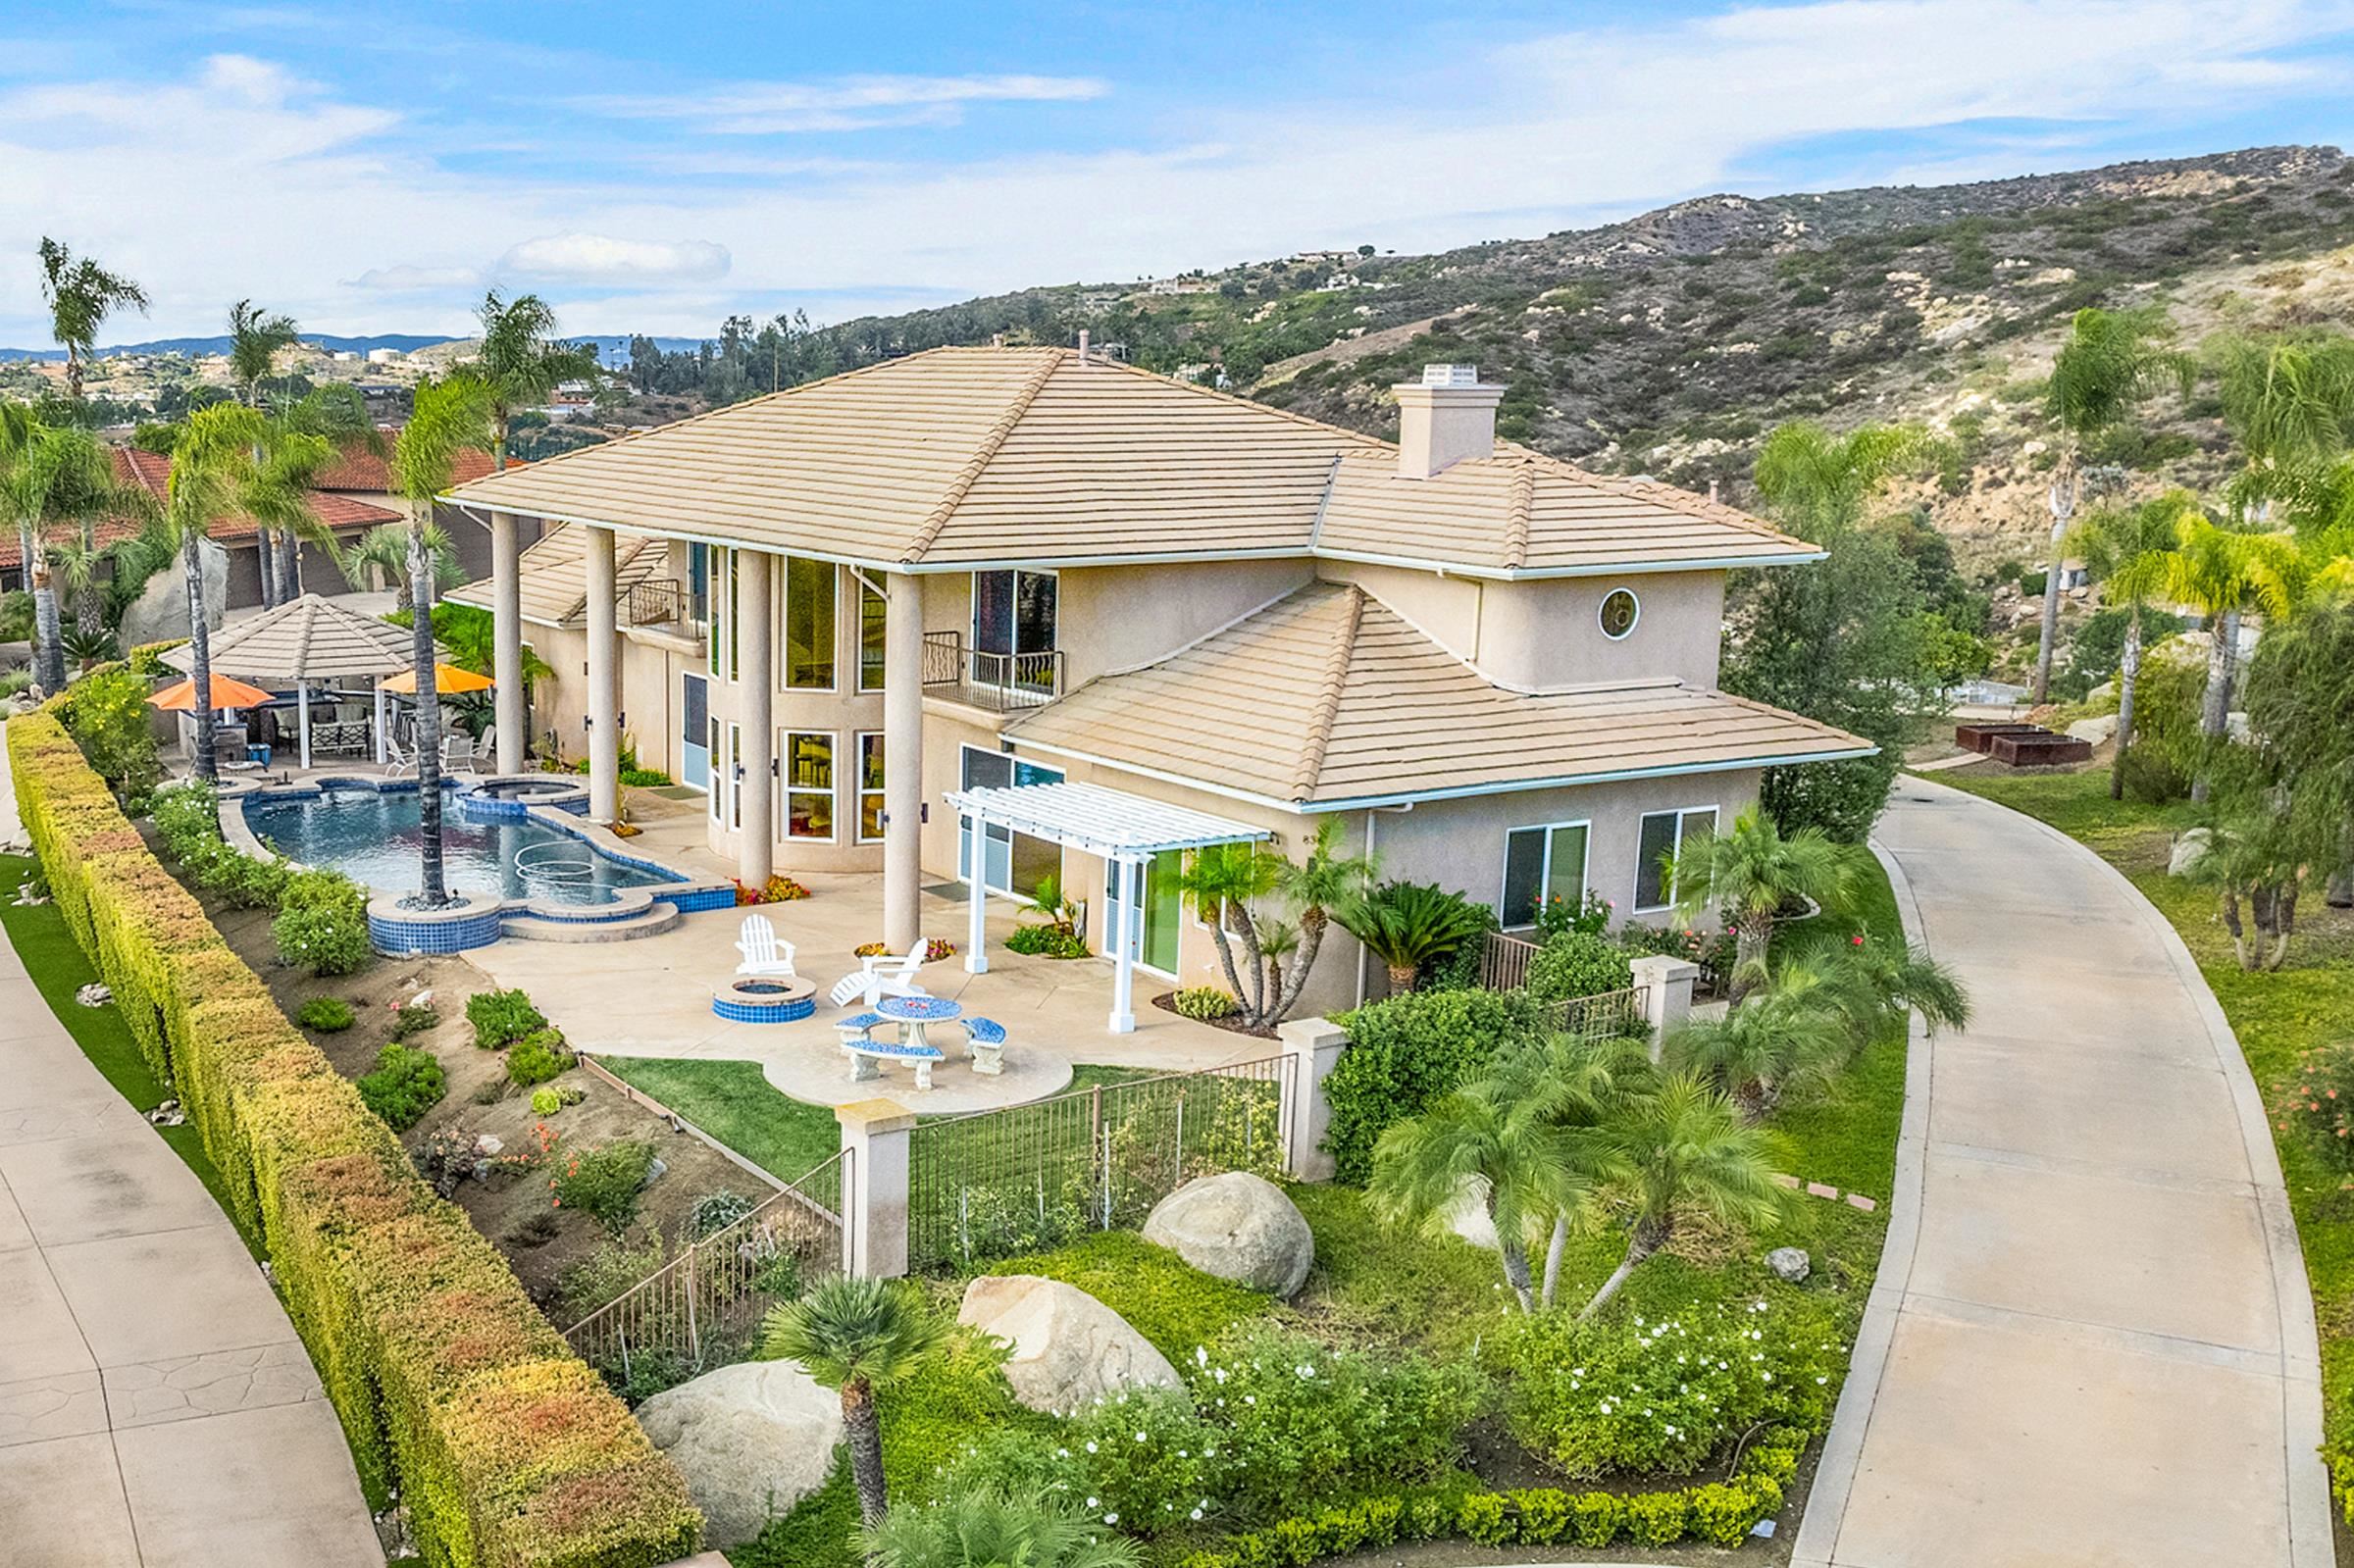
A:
0;0;2351;346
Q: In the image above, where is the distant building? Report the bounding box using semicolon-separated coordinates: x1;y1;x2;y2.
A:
364;347;403;366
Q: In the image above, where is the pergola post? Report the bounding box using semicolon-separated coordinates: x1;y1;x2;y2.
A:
1109;854;1141;1034
489;510;525;773
373;683;387;765
964;813;990;974
738;550;775;887
881;571;925;954
296;681;311;771
586;525;620;823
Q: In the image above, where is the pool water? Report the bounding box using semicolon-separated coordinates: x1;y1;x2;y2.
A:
244;786;680;906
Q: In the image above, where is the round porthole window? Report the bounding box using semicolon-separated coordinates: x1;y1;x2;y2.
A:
1598;587;1640;640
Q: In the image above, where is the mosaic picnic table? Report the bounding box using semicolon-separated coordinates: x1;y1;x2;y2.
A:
873;991;962;1054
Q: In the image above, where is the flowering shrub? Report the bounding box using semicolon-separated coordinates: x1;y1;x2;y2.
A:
734;874;812;904
1490;1297;1839;1479
271;867;371;976
1533;888;1612;939
855;936;958;962
551;1138;655;1234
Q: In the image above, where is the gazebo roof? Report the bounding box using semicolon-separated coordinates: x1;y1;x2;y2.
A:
163;593;412;682
944;780;1270;860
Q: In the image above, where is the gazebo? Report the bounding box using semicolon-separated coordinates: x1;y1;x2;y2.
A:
943;780;1272;1033
164;594;414;769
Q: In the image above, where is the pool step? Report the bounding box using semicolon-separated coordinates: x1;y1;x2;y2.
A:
502;903;682;943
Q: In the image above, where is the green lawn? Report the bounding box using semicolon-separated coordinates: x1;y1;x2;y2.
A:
0;854;257;1254
1927;764;2354;1509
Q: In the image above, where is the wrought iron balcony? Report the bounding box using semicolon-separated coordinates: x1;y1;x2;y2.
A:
622;579;706;636
921;631;1064;712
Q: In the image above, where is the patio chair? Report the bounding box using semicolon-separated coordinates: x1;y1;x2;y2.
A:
963;1016;1006;1077
442;732;481;772
383;733;416;778
828;946;929;1009
735;914;797;979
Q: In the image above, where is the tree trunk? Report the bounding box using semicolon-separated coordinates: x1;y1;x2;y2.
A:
21;519;64;695
1540;1215;1569;1310
2192;608;2238;804
2265;884;2298;973
1499;1234;1536;1314
73;522;98;636
186;535;218;784
841;1379;888;1528
1227;904;1267;1024
2031;509;2068;704
1727;913;1773;1005
2109;608;2141;801
1269;904;1329;1024
1578;1222;1665;1323
277;529;303;604
409;523;448;906
2220;888;2248;971
65;353;82;405
1386;961;1419;995
255;527;279;609
1202;919;1253;1019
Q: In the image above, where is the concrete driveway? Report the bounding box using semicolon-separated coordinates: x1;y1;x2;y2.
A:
1795;778;2330;1568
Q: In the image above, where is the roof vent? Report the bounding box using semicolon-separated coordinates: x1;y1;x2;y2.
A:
1394;364;1502;480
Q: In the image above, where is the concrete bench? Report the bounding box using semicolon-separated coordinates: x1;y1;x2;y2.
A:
963;1016;1007;1077
839;1030;946;1090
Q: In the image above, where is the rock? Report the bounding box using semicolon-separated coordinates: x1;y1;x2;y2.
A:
2168;828;2214;878
119;536;227;650
958;1275;1182;1414
643;1155;668;1189
635;1360;844;1549
1766;1246;1812;1284
75;983;111;1007
1142;1171;1314;1297
2065;714;2118;745
145;1099;184;1127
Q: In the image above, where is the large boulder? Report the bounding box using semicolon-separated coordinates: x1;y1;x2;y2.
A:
119;537;227;651
958;1275;1181;1414
2066;714;2119;746
1142;1171;1313;1297
634;1359;843;1548
2169;828;2213;879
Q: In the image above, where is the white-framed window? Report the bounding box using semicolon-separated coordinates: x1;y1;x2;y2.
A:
855;732;886;843
1598;586;1640;640
707;546;727;679
1634;805;1718;913
783;731;836;841
1500;819;1591;929
858;581;887;692
707;714;722;821
783;556;838;691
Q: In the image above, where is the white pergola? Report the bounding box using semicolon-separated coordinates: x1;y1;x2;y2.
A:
942;780;1272;1034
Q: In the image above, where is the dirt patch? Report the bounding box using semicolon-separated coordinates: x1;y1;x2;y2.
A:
174;849;762;1315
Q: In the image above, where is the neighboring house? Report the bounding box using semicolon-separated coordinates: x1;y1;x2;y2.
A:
311;446;516;588
446;347;1868;1021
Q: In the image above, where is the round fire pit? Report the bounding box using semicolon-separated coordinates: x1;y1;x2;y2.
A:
711;975;817;1025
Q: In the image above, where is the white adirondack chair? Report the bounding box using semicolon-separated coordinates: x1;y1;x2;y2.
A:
828;946;928;1009
734;915;797;978
383;733;416;778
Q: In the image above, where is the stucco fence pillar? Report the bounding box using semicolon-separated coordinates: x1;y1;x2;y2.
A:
1276;1015;1350;1183
1629;953;1699;1063
838;1097;915;1279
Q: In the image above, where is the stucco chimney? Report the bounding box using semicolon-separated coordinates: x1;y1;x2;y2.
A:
1076;329;1091;365
1394;364;1502;480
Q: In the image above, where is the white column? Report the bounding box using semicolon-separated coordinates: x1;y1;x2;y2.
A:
738;551;775;886
964;813;990;973
836;1098;915;1279
881;571;925;954
586;525;620;823
296;681;311;771
489;510;524;773
1108;854;1139;1034
1275;1015;1350;1181
372;683;386;765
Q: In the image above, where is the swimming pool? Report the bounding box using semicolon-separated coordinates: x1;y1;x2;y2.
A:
243;784;681;906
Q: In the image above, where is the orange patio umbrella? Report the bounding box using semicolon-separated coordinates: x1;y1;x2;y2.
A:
147;674;277;711
381;663;495;695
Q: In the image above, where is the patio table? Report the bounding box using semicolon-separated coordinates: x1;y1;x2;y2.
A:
874;992;962;1056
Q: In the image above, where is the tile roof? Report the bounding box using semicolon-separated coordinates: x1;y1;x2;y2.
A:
0;453;400;570
158;592;410;680
314;445;496;492
1003;582;1872;809
445;346;1817;578
443;521;669;627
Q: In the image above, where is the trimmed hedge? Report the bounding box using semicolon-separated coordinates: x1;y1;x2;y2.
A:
8;712;701;1566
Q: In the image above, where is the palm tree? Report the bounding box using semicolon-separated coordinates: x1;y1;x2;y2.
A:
760;1278;947;1527
2183;804;2308;972
2070;492;2193;799
1340;881;1491;994
336;520;458;608
0;424;140;691
1666;806;1857;1000
1175;840;1282;1024
2162;513;2303;802
1577;1073;1784;1322
1751;421;1923;533
1664;969;1852;1118
864;1488;1141;1568
1819;938;1971;1040
2032;307;2195;702
391;375;494;906
163;405;270;782
2212;331;2354;515
475;290;601;470
1265;816;1375;1021
240;420;336;607
227;300;302;605
38;238;147;404
0;406;53;689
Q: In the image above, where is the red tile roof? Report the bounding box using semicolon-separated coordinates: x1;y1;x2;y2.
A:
313;445;497;492
0;452;401;570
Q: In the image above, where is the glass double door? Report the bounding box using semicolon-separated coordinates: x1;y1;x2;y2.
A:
958;748;1062;898
1101;849;1182;976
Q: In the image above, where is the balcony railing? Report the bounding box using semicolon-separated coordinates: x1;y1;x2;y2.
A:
623;579;705;634
921;631;1064;712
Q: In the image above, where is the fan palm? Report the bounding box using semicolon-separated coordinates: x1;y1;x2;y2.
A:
2070;491;2193;799
1663;968;1852;1118
2033;307;2195;701
1340;881;1491;994
38;237;147;404
2162;513;2303;801
227;300;302;604
164;404;271;781
336;520;458;607
1578;1073;1785;1322
476;290;601;470
863;1488;1142;1568
1667;806;1857;1000
391;375;494;906
1266;816;1376;1022
761;1278;947;1527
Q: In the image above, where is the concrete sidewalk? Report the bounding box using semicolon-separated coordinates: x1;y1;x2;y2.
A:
0;723;382;1566
1796;777;2330;1568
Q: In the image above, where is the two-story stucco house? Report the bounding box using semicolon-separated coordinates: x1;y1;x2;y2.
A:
444;346;1868;1027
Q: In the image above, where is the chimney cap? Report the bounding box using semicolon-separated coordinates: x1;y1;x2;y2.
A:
1419;363;1481;387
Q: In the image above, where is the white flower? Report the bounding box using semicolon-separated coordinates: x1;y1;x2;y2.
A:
1213;1367;1228;1383
1056;1447;1070;1458
1195;1346;1208;1366
1085;1441;1098;1454
1087;1498;1100;1510
1191;1507;1204;1521
1135;1431;1147;1442
1296;1364;1314;1379
1104;1512;1118;1525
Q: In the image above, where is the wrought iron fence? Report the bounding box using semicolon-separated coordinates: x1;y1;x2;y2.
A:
905;1053;1295;1274
622;578;702;632
920;631;1064;711
1556;984;1650;1041
1478;929;1542;991
559;1148;850;1390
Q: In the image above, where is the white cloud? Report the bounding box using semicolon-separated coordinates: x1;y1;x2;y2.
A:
581;72;1109;135
497;234;732;284
348;264;486;291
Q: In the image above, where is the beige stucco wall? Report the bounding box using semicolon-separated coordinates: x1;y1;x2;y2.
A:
1473;572;1725;690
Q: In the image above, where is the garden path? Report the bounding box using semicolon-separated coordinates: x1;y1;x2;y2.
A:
1794;776;2330;1568
0;722;382;1567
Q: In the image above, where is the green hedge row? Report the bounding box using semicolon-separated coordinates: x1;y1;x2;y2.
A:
1173;1432;1802;1568
8;712;700;1568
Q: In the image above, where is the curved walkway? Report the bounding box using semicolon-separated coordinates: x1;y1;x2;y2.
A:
0;726;381;1566
1795;777;2330;1568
